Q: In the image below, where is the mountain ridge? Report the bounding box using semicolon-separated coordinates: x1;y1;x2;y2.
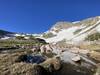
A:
0;16;100;43
43;16;100;43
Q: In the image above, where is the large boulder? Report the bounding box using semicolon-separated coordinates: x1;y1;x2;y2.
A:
31;46;40;53
35;38;46;44
40;44;53;54
41;56;61;72
16;54;46;64
71;55;81;62
40;45;46;53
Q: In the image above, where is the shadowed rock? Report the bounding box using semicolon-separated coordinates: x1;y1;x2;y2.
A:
16;54;46;64
32;64;49;75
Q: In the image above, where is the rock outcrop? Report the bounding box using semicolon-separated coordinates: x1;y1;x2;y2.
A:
15;54;46;64
41;56;61;72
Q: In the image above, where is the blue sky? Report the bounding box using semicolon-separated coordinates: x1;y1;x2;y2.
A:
0;0;100;33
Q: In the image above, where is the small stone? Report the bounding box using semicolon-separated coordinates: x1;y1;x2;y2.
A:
71;55;81;62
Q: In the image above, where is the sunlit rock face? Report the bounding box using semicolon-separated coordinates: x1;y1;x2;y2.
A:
16;54;46;64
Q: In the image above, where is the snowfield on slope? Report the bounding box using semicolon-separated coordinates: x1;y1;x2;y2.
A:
45;19;100;43
45;26;79;43
72;20;100;41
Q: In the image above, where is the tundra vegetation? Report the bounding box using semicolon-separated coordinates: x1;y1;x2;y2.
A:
0;38;58;75
85;32;100;41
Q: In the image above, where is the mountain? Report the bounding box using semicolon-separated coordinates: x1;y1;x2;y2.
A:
0;29;13;35
0;29;14;38
1;16;100;43
0;29;44;40
0;17;99;75
42;16;100;44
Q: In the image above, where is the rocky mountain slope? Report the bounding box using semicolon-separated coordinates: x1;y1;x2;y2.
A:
1;16;100;43
43;16;100;44
0;16;100;75
0;29;14;37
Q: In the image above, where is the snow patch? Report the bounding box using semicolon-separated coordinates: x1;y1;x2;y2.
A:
72;21;80;24
45;26;79;43
72;33;88;42
1;37;10;40
96;24;100;32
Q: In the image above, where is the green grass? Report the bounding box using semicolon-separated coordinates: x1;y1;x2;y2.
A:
0;39;46;47
0;49;27;75
43;32;56;38
85;32;100;41
0;38;54;75
74;29;82;34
